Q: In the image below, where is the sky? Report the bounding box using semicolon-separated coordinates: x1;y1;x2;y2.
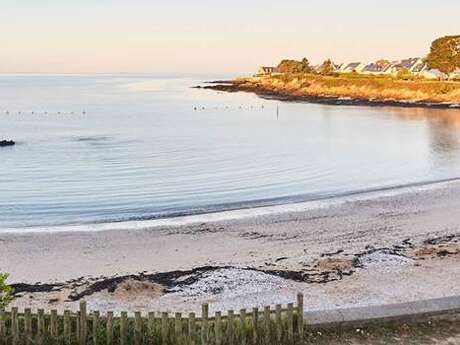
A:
1;0;459;74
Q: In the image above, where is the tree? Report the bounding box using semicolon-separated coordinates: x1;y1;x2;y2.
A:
426;35;460;76
318;59;334;75
277;58;313;74
0;273;13;310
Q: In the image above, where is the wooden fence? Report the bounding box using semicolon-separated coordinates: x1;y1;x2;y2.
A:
0;293;304;345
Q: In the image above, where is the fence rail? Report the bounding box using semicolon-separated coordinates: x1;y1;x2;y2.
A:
0;293;304;345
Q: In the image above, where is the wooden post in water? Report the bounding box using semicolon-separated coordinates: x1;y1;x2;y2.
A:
201;304;209;345
188;312;196;345
252;307;258;345
297;293;304;339
92;310;100;345
120;312;128;345
239;309;247;345
79;301;87;345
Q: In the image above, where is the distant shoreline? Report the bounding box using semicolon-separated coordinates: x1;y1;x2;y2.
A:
197;77;460;109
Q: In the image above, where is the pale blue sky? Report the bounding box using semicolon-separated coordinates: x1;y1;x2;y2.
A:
0;0;459;74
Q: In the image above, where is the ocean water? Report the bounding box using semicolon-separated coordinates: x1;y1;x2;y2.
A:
1;74;460;230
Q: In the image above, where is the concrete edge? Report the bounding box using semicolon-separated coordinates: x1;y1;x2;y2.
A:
304;295;460;329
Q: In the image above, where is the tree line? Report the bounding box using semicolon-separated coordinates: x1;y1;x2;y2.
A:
275;35;460;77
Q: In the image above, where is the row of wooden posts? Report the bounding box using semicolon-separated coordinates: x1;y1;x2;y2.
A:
0;293;304;345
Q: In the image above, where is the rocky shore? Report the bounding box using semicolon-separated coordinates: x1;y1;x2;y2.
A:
197;76;460;109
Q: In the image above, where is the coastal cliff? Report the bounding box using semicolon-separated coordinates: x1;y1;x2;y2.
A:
202;75;460;108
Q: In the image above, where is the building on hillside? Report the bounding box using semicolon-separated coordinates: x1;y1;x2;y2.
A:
420;68;446;80
361;61;391;75
258;66;277;75
313;60;342;73
339;62;366;73
385;58;425;75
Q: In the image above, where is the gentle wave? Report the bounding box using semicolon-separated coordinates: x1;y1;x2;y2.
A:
1;177;458;234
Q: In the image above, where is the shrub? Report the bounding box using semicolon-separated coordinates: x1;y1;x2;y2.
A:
0;273;13;310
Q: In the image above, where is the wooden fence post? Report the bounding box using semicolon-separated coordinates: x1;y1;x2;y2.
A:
134;312;142;345
287;303;294;343
63;310;71;344
11;307;18;345
275;305;282;344
252;307;258;345
264;306;270;345
93;310;100;345
188;312;196;345
201;304;209;345
120;312;128;345
297;293;304;339
106;311;114;345
147;312;154;343
174;312;182;345
37;309;45;345
227;310;234;345
51;309;58;339
161;312;168;344
215;312;222;345
79;301;87;345
0;309;5;345
24;308;32;345
239;309;247;345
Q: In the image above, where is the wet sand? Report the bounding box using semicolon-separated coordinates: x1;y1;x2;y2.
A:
1;180;460;313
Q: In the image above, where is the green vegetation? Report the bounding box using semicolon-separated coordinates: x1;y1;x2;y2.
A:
0;273;13;310
426;35;460;76
277;58;313;74
238;73;460;103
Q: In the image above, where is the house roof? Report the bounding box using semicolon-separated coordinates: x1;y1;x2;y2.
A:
363;63;388;72
344;62;362;70
392;58;421;70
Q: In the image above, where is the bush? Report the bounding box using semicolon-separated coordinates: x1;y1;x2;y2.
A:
0;273;13;310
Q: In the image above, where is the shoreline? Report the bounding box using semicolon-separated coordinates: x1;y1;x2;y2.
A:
2;180;460;314
2;176;460;234
196;79;460;109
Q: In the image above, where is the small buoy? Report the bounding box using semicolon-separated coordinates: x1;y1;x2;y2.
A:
82;111;86;114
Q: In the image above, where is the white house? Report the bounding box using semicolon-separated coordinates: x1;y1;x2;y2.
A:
340;62;366;73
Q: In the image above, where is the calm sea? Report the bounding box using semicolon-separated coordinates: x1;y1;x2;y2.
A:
1;74;460;230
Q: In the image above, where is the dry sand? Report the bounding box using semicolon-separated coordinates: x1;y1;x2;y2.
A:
1;180;460;314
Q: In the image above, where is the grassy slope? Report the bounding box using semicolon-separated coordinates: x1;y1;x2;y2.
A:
234;74;460;103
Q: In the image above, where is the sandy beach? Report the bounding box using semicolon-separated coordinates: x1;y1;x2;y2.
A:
1;180;460;314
